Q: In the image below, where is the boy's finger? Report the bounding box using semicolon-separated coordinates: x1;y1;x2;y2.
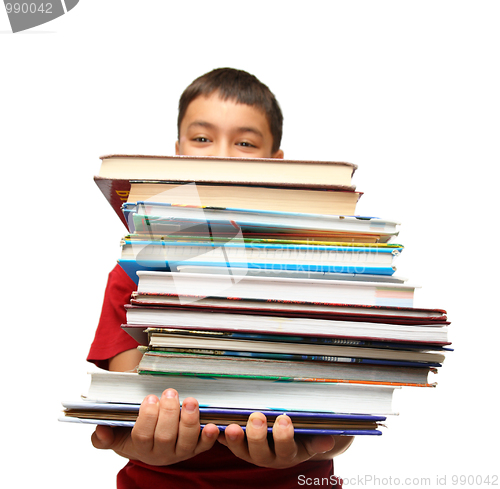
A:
271;415;299;462
131;395;160;454
195;423;220;455
175;397;202;456
222;424;250;460
154;389;181;450
245;413;275;466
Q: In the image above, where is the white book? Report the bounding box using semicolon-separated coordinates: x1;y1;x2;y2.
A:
125;306;449;345
82;369;398;415
136;270;419;308
98;154;358;187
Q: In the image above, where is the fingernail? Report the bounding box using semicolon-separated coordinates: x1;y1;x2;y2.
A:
183;400;197;413
146;395;158;404
251;417;265;428
227;433;238;441
163;389;177;399
278;415;290;428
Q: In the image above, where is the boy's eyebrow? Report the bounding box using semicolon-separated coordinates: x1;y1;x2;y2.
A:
235;126;264;139
187;121;216;131
187;121;264;139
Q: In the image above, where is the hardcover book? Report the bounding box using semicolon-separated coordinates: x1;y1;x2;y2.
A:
130;292;447;323
136;350;437;387
94;176;363;227
122;304;450;345
134;270;419;307
97;154;358;187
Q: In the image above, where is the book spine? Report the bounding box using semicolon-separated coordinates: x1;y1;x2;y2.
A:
94;177;130;228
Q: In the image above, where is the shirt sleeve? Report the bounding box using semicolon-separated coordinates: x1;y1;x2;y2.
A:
87;264;139;369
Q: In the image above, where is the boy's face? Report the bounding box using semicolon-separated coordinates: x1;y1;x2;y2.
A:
176;92;283;159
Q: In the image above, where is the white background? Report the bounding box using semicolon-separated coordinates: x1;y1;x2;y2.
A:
1;1;499;487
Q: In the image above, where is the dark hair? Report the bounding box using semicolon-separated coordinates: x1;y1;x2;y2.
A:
178;68;283;154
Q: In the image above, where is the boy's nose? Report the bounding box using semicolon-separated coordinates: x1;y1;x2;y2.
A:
211;143;232;158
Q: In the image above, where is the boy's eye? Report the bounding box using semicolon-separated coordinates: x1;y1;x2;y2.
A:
237;141;256;148
193;137;211;143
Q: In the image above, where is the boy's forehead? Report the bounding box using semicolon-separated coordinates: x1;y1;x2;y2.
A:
183;92;269;128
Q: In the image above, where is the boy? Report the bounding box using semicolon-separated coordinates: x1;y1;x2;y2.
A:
89;68;353;488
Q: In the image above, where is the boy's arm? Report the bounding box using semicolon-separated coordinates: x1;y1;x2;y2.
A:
108;348;143;372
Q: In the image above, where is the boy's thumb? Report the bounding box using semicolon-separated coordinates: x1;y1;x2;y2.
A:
91;425;115;449
306;435;335;455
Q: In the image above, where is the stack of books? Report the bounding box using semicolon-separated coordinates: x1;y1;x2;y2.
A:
61;154;451;436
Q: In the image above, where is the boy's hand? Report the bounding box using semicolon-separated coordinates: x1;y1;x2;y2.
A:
217;412;337;468
91;389;219;466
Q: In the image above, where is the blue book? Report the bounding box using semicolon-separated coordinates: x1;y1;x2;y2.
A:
60;401;385;435
118;240;401;284
119;203;403;282
122;202;400;242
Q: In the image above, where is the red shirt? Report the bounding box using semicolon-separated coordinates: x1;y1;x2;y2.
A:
88;264;140;369
88;264;341;489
